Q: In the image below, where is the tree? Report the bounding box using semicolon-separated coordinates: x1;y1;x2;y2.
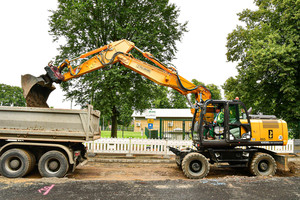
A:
223;77;240;100
170;89;188;108
206;84;222;100
152;86;172;108
0;84;26;106
223;0;299;137
49;0;187;137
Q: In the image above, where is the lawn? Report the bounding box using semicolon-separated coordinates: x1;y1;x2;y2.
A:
101;130;147;139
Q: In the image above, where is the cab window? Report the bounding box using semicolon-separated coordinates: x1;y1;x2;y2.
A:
228;103;250;140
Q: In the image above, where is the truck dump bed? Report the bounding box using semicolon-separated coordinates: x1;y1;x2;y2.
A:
0;105;100;142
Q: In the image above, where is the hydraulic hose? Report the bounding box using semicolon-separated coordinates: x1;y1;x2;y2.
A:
96;51;125;66
150;56;206;93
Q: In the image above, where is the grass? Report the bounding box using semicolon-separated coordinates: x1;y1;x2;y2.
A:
101;130;148;139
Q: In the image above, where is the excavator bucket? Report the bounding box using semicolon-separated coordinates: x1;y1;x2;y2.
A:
21;74;55;108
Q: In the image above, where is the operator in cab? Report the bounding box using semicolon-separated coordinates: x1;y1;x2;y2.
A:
212;106;224;139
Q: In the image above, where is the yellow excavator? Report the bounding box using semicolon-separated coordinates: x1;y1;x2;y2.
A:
22;39;288;179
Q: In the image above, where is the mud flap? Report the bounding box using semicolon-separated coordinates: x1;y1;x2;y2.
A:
273;154;289;171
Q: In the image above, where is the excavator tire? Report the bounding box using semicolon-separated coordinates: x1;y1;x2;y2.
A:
249;153;277;176
182;152;209;179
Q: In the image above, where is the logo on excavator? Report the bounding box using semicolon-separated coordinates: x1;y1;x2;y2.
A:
268;130;273;139
137;64;151;74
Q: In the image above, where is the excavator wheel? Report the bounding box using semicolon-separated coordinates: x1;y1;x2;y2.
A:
249;153;277;176
182;152;210;179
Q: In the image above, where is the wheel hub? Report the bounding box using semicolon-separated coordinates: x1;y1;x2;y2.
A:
259;161;268;171
48;160;59;171
191;162;201;172
10;159;21;170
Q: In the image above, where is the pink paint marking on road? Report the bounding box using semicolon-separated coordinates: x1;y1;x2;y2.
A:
38;184;55;195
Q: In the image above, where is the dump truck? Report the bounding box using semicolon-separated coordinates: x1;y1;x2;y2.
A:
0;105;100;178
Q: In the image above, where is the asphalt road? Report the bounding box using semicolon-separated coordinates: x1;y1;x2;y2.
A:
0;176;299;200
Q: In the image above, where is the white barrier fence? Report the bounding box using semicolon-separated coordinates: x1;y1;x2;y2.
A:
85;138;294;156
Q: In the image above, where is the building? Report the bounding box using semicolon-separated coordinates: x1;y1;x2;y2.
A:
131;109;193;138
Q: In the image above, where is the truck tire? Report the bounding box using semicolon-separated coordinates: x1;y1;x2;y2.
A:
38;151;69;178
182;152;209;179
0;148;33;178
249;153;277;176
27;151;36;174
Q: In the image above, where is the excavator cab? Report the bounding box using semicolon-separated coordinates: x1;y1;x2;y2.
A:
192;99;252;148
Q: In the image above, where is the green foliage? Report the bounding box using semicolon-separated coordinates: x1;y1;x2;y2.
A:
223;0;300;138
170;89;188;108
223;77;240;100
0;84;26;107
153;86;188;109
49;0;187;137
206;84;222;100
288;122;300;139
152;86;172;108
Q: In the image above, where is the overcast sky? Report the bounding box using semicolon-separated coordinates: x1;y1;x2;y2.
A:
0;0;257;109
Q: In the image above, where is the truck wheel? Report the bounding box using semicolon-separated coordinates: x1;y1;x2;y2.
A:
38;151;69;178
27;151;36;174
250;153;277;176
0;149;32;178
182;153;209;179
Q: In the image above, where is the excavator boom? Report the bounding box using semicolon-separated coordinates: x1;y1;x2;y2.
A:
22;39;211;107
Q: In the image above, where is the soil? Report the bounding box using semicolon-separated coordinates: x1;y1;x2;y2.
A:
21;74;55;108
0;161;299;184
71;161;300;180
25;86;50;108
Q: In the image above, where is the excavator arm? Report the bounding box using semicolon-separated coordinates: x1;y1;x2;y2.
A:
22;39;211;107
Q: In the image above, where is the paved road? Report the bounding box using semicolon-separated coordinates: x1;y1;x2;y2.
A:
0;176;299;200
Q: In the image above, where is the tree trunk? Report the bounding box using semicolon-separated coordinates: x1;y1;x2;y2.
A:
111;106;118;138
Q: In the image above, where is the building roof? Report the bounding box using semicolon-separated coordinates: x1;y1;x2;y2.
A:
132;108;193;118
